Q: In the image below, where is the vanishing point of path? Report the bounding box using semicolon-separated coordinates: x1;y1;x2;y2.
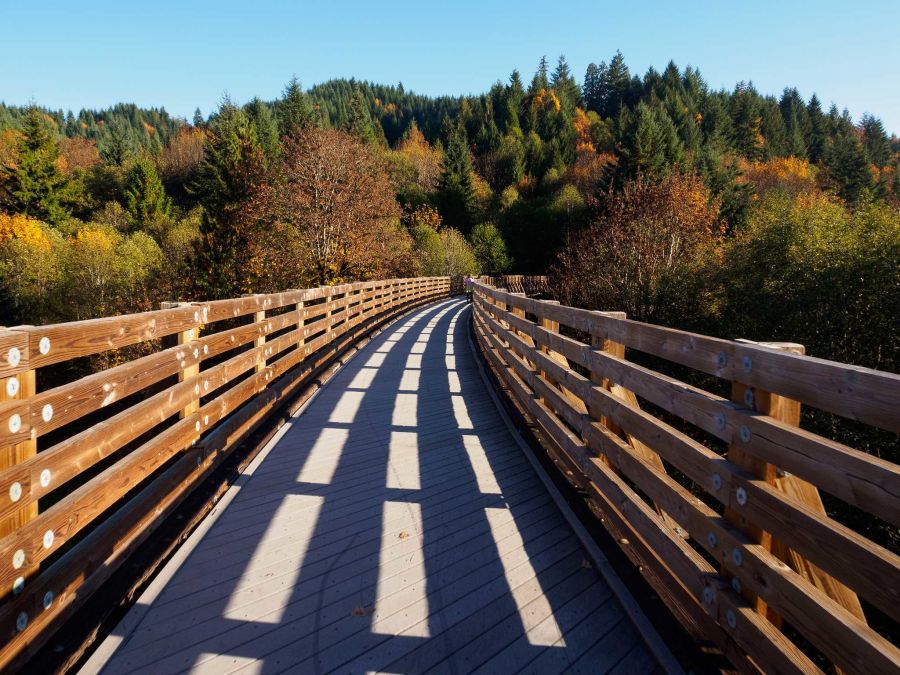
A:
86;298;664;675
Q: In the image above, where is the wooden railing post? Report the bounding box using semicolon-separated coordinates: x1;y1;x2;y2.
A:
590;311;687;537
160;302;203;418
0;329;37;592
726;340;865;630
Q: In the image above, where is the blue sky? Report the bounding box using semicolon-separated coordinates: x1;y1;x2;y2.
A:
2;0;898;133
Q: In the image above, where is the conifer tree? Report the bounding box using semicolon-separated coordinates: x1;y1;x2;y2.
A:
123;157;172;228
827;129;873;204
190;99;264;297
437;118;478;233
599;51;631;119
193;108;205;128
583;63;602;113
346;84;378;145
860;113;891;166
101;117;133;165
551;55;582;110
0;106;73;223
277;77;316;138
806;94;828;163
529;56;550;94
245;98;280;161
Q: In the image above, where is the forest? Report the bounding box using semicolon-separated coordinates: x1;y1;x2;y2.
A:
1;53;898;386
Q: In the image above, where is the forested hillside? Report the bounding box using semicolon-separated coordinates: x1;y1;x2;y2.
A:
1;53;898;380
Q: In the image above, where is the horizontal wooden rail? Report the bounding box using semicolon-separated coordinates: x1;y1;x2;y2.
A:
472;279;900;675
0;276;454;670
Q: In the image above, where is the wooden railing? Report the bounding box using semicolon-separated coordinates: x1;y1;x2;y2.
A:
472;280;900;675
0;276;453;669
480;275;549;296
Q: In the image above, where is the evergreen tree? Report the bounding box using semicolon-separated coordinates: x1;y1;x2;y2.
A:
529;56;550;94
860;113;891;166
826;128;872;204
779;88;809;158
806;94;828;163
0;106;73;223
190;99;264;297
245;97;280;160
346;84;378;145
551;55;582;110
277;77;316;137
123;157;172;228
620;101;684;179
193;108;205;127
100;117;134;165
437;118;478;233
602;51;632;119
583;63;602;112
730;83;764;160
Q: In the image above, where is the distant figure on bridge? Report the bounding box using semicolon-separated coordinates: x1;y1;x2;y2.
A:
465;274;474;303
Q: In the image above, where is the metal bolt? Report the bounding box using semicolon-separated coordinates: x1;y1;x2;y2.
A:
732;548;744;566
42;404;53;423
726;609;737;628
715;413;726;430
6;376;19;397
8;414;21;434
703;587;715;605
717;352;727;368
40;469;51;488
193;311;200;322
736;487;748;506
8;347;21;367
195;421;201;432
742;355;752;372
707;532;718;548
42;591;53;610
12;576;24;596
740;425;751;443
711;473;722;491
16;612;27;632
743;389;754;408
9;482;22;502
38;337;51;355
731;577;742;593
12;549;25;569
43;530;54;549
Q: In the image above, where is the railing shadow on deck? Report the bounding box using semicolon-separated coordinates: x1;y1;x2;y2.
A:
98;299;631;674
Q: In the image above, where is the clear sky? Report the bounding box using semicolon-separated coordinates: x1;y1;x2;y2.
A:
2;0;898;134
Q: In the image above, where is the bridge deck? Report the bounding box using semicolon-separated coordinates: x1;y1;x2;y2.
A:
88;298;661;675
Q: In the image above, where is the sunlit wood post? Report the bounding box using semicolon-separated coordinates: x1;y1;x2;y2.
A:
0;328;37;581
160;302;203;418
726;340;864;635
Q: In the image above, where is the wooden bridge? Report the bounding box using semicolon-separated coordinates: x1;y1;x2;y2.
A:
0;276;897;674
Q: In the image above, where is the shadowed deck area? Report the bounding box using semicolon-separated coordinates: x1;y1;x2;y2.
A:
87;298;661;675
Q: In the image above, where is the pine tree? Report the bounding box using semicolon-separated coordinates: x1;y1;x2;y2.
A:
806;94;828;163
583;63;602;112
551;55;582;111
100;117;133;165
193;108;205;127
277;77;316;138
123;157;172;228
245;98;279;161
620;101;684;179
779;88;808;158
860;113;891;166
730;83;764;160
529;56;550;94
601;51;631;119
190;99;264;298
826;129;872;204
0;106;72;223
437;118;478;233
346;84;378;145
